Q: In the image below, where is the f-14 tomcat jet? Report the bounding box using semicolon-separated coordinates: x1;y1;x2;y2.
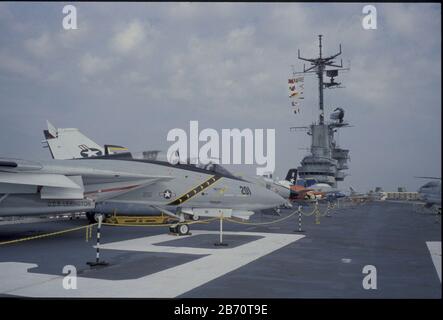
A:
40;121;292;202
0;151;286;234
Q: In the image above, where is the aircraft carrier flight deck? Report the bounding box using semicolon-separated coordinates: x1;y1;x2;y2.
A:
0;201;440;299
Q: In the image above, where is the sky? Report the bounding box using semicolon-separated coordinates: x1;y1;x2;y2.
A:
0;2;441;192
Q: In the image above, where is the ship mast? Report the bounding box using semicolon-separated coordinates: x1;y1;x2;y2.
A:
297;35;346;124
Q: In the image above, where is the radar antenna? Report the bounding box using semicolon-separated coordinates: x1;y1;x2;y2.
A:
296;35;349;124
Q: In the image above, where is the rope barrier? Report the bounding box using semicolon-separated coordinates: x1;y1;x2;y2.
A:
0;199;344;246
225;208;300;226
85;224;92;242
0;223;97;246
317;202;331;217
299;202;318;216
101;217;219;228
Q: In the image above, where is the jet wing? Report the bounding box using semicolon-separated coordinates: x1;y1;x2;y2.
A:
0;158;173;200
0;172;81;189
0;171;85;199
0;159;42;172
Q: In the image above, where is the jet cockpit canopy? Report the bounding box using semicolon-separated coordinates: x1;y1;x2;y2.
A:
131;150;178;163
130;151;236;177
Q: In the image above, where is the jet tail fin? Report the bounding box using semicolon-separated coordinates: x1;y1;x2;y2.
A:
285;169;298;185
43;121;105;159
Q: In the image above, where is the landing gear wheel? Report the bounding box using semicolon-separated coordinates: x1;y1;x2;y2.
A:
177;224;189;235
191;215;200;221
86;212;96;224
169;226;177;234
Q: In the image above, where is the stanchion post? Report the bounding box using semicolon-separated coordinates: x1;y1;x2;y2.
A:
220;213;223;244
294;206;305;233
215;212;228;246
87;215;109;267
326;202;332;217
315;202;320;225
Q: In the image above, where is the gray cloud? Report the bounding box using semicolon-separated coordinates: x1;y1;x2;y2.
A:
0;3;440;192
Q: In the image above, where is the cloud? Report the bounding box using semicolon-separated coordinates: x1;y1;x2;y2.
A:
166;2;239;22
0;3;440;192
382;3;440;41
58;21;91;49
0;50;40;78
79;53;112;76
24;33;53;57
225;26;256;53
111;20;147;54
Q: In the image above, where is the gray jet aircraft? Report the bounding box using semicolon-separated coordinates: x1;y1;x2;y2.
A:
41;121;292;202
416;177;441;212
0;150;287;235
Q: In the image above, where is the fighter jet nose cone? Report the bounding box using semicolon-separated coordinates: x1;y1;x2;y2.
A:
269;191;288;208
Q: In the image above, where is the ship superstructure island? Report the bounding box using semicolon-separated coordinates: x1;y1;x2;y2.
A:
290;35;351;188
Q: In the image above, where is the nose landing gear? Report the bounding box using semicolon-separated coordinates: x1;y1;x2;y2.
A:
169;223;190;236
86;212;108;224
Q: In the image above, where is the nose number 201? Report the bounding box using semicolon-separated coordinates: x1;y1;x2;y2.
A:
240;186;252;195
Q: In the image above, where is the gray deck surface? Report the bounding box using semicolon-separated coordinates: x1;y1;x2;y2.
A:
0;201;440;298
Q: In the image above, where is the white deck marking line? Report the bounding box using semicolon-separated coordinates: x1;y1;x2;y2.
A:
0;230;304;298
426;241;441;282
